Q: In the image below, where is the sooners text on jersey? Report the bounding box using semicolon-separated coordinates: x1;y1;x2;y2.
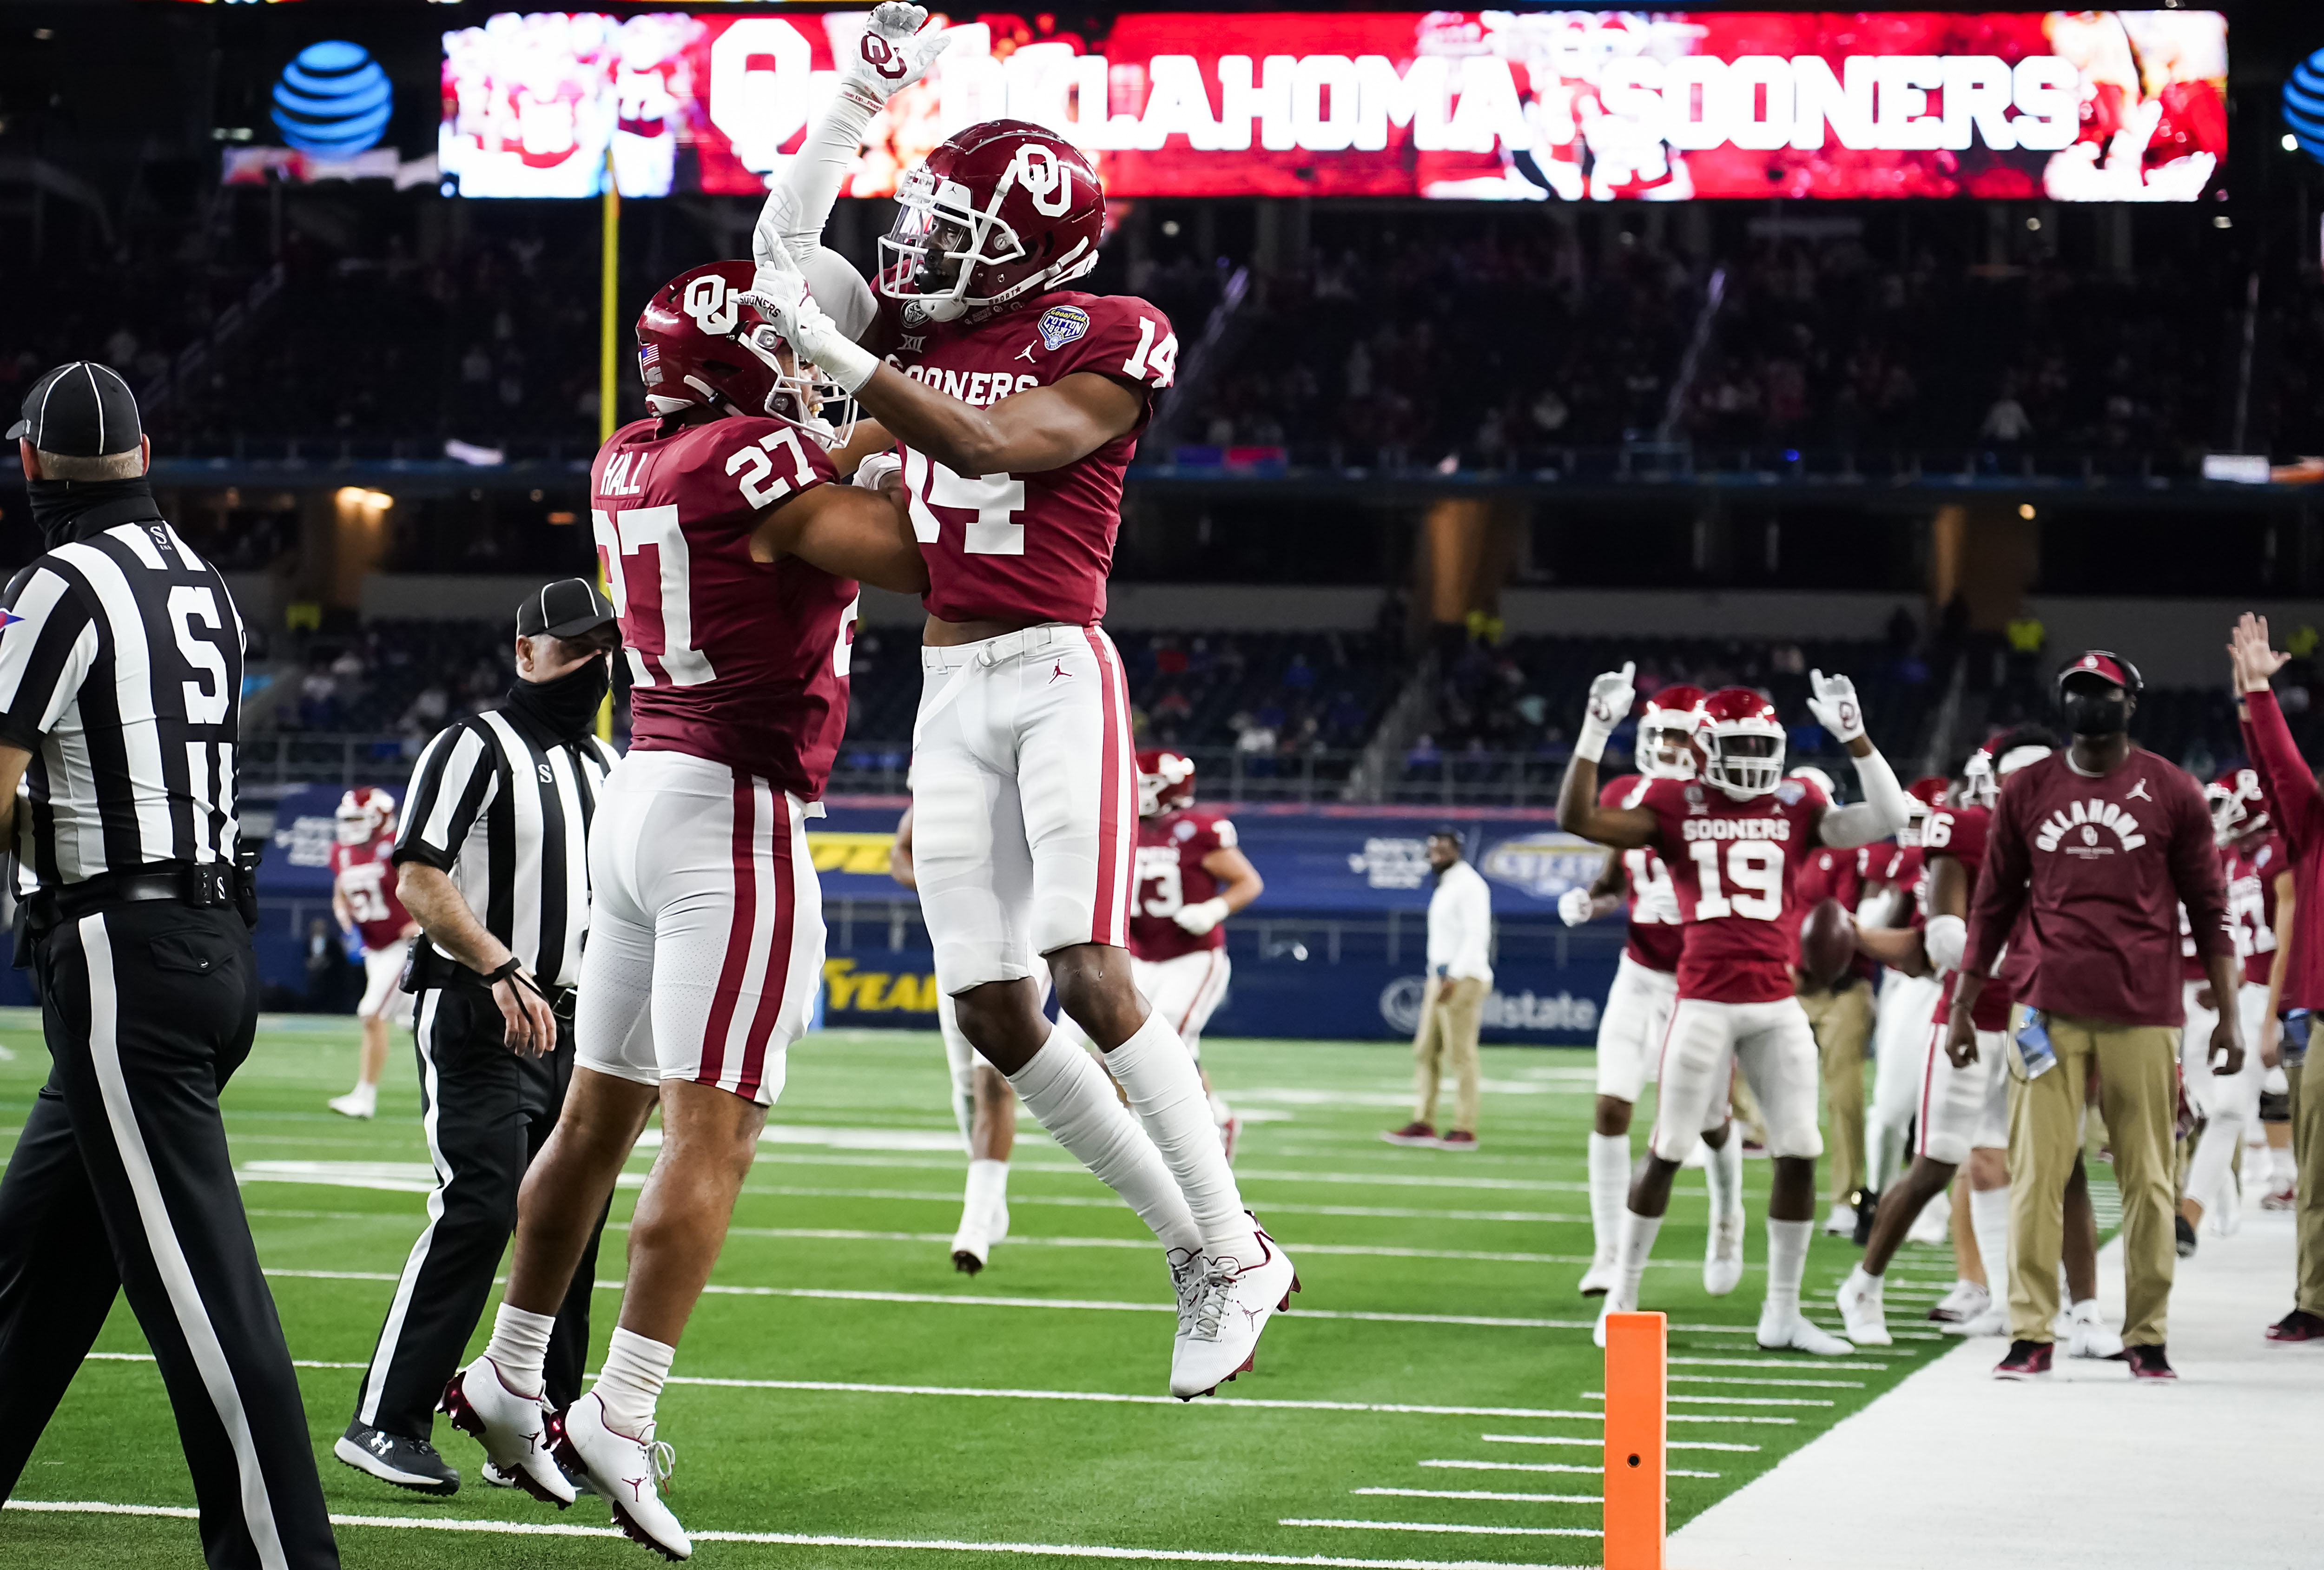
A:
1129;806;1235;963
1638;773;1828;1004
590;414;860;802
1926;804;2017;1031
1601;775;1681;972
881;291;1176;627
331;831;411;951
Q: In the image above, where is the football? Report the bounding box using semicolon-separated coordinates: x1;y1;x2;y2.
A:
1799;896;1855;987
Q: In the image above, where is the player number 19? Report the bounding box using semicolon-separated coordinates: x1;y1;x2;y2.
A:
1688;840;1785;922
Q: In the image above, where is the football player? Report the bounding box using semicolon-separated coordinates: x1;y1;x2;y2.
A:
1856;775;1951;1240
1786;764;1876;1239
1558;686;1749;1299
440;236;932;1556
328;785;420;1119
891;802;1018;1273
749;52;1297;1397
1559;669;1912;1353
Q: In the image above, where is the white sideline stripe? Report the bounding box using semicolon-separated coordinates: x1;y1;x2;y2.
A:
663;1377;1625;1421
80;916;289;1570
1353;1490;1598;1505
0;1501;1589;1570
739;1187;1601;1225
1669;1375;1863;1389
1579;1391;1832;1409
1419;1460;1722;1480
1669;1357;1888;1371
1479;1435;1759;1452
698;1227;1591;1266
1281;1520;1598;1539
83;1351;366;1371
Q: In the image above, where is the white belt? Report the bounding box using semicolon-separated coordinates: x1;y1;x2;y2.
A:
912;623;1088;749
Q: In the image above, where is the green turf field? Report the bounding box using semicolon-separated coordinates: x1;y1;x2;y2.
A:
0;1010;1970;1569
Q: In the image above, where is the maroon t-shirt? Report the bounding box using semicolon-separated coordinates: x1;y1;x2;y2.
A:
1965;748;2232;1027
1129;806;1234;963
590;414;857;801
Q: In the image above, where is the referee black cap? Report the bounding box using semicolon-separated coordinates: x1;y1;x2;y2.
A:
7;362;143;456
516;577;617;642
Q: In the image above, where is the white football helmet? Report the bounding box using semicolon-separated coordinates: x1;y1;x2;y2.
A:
1696;687;1786;799
336;786;396;846
1636;683;1705;780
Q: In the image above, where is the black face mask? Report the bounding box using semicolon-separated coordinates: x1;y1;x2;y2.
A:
2061;688;2130;739
26;475;163;550
506;656;610;742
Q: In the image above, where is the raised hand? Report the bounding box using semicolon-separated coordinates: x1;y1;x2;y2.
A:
843;3;953;103
1585;662;1637;731
1805;668;1865;744
2228;612;2290;695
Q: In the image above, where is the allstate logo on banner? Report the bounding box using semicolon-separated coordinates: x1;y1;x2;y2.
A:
1379;975;1600;1036
1478;831;1604;900
1348;838;1432;889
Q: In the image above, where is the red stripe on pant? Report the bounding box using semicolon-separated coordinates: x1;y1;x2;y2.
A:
733;794;794;1102
696;777;760;1089
1916;1021;1941;1160
1083;627;1134;946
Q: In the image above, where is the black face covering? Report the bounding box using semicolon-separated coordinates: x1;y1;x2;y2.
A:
506;655;611;742
2061;687;2130;738
26;475;163;550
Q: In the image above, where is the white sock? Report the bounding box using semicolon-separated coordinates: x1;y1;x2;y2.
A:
481;1301;555;1399
1103;1011;1261;1267
1968;1183;2011;1293
1764;1219;1812;1318
963;1157;1008;1237
1006;1031;1202;1255
2185;1112;2246;1219
1703;1129;1743;1220
2272;1142;2300;1189
2070;1297;2102;1325
592;1327;673;1437
1587;1132;1631;1264
1616;1210;1664;1301
1846;1261;1883;1299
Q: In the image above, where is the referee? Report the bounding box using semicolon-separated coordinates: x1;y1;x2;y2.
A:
336;579;621;1494
0;365;339;1565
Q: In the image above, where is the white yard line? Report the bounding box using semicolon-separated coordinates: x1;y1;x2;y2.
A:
1579;1391;1833;1409
82;1351;365;1371
1668;1375;1862;1389
1669;1357;1887;1371
1353;1490;1597;1505
1479;1435;1758;1452
1419;1460;1720;1481
1280;1520;1598;1539
662;1378;1635;1422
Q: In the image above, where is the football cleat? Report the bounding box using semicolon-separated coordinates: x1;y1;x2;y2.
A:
440;1357;576;1508
950;1213;990;1276
1927;1280;1989;1324
1173;1226;1297;1399
2174;1214;2199;1259
1703;1207;1744;1297
484;1458;596;1496
1756;1309;1853;1357
1168;1246;1205;1352
2067;1310;2123;1362
1593;1281;1638;1349
2267;1308;2324;1342
559;1394;690;1560
1993;1339;2053;1380
2260;1184;2298;1213
333;1422;457;1495
1851;1191;1878;1247
1821;1202;1855;1237
1942;1303;2009;1339
1577;1256;1618;1298
2115;1342;2176;1381
1435;1130;1479;1151
1835;1267;1892;1347
1380;1121;1436;1147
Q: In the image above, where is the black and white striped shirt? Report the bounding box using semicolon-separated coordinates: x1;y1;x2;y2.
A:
394;708;618;989
0;520;243;890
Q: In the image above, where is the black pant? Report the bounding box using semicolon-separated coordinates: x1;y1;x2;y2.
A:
0;903;339;1570
350;984;603;1441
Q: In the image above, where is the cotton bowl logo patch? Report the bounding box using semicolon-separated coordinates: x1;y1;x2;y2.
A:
1037;304;1090;351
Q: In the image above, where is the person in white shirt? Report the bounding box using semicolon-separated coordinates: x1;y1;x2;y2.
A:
1385;827;1495;1151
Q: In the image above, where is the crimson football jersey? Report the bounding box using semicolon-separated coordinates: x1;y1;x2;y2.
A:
1129;806;1235;963
1637;774;1829;1005
1925;804;2016;1032
331;832;412;951
2229;833;2288;987
1860;842;1928;930
1600;776;1681;972
590;414;859;802
1795;842;1875;984
881;290;1176;627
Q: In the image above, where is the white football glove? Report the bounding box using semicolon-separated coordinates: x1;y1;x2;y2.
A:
842;3;953;104
1557;887;1596;928
854;451;904;493
745;237;878;394
1574;661;1636;764
1173;897;1230;937
1806;668;1865;745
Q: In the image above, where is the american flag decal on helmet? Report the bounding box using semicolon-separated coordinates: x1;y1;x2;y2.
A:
638;342;663;386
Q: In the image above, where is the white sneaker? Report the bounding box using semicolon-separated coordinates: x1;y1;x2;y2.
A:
558;1393;689;1561
439;1357;575;1508
1577;1256;1618;1297
2066;1303;2123;1360
1704;1207;1744;1297
1168;1246;1205;1356
1927;1280;1989;1324
1757;1308;1854;1356
328;1088;376;1120
1822;1202;1856;1236
1593;1281;1639;1349
1835;1267;1892;1347
1173;1227;1297;1399
1941;1303;2008;1338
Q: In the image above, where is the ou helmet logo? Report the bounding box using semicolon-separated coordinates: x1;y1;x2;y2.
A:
1016;145;1072;217
681;274;737;336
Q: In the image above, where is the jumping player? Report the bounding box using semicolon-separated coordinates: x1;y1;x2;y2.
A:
1558;667;1913;1353
1558;685;1749;1300
439;256;929;1558
328;785;419;1119
752;93;1297;1395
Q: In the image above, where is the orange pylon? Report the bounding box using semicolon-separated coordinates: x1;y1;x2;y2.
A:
1603;1310;1667;1570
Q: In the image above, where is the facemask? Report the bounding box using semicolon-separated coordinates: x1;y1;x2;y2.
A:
2061;688;2129;738
506;656;610;742
26;475;162;550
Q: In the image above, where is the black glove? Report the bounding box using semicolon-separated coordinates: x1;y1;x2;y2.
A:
233;837;264;932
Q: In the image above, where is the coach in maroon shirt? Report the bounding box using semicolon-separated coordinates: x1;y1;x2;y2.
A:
1952;650;2241;1381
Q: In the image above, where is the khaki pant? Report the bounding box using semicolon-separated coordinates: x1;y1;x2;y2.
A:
1798;981;1872;1208
2007;1013;2179;1346
1413;976;1487;1133
2291;1063;2324;1314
